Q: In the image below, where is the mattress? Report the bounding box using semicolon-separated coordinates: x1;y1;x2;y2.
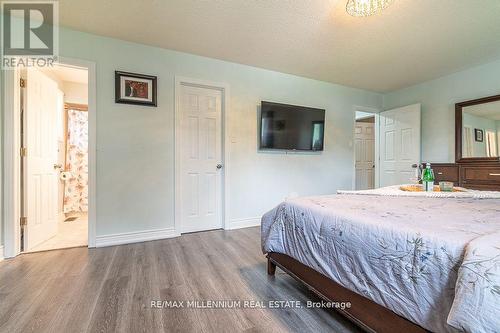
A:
261;188;500;333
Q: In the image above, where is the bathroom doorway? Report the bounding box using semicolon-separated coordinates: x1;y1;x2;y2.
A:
20;64;89;252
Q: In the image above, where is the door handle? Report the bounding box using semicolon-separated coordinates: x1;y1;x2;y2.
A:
216;164;223;170
489;173;500;176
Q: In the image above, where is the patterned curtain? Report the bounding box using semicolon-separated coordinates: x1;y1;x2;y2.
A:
64;110;88;213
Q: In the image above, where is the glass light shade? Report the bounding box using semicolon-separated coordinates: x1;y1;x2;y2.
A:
346;0;394;17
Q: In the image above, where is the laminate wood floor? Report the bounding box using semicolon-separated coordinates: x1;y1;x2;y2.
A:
0;227;361;333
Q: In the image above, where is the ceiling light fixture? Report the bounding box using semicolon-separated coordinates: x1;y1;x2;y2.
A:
346;0;394;17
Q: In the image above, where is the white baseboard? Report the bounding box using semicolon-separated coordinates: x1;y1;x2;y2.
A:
0;246;4;261
227;217;261;230
96;227;179;248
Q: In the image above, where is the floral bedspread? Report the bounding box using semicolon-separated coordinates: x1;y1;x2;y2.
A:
261;192;500;333
447;232;500;332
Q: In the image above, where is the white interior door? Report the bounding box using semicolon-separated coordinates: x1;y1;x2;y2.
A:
179;84;223;233
379;104;421;187
355;121;375;190
24;69;60;250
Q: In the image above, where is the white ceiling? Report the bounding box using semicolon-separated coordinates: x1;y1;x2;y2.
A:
464;100;500;121
48;64;88;84
59;0;500;92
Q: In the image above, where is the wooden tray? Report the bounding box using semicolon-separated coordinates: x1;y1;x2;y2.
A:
400;185;464;192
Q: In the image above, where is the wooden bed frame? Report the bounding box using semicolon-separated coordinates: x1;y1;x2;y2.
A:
267;252;428;333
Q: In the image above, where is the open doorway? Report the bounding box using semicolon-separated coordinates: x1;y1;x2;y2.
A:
354;110;377;190
20;64;89;253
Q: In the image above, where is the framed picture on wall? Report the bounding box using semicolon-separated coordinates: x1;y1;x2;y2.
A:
115;71;157;107
474;128;483;142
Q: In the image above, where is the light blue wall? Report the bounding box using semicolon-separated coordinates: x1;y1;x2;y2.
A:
1;27;382;242
383;59;500;163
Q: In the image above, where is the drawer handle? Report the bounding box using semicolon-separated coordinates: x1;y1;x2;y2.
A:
437;172;443;175
489;173;500;176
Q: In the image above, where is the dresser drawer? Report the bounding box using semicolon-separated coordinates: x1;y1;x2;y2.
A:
461;166;500;184
462;183;500;191
432;165;459;183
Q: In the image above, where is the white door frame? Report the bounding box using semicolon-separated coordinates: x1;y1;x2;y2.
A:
174;76;230;234
3;57;97;258
352;106;380;190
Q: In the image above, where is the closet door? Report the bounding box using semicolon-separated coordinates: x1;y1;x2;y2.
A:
355;121;375;190
178;84;223;233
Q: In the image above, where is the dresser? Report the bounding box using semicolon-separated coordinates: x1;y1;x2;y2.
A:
432;162;500;191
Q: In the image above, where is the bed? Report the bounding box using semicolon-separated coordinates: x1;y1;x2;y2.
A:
261;186;500;333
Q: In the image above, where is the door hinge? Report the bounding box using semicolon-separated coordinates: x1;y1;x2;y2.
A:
20;217;27;226
20;78;26;88
20;147;27;157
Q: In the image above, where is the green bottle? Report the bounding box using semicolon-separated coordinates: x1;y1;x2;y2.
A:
422;163;435;192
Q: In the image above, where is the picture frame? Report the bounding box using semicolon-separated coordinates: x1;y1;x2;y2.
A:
474;128;483;142
115;71;157;107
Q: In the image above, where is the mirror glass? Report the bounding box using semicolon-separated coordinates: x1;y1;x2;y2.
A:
462;100;500;158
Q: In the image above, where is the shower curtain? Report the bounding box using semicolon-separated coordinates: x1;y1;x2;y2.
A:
64;109;88;213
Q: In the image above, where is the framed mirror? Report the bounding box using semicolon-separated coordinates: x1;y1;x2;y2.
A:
456;94;500;162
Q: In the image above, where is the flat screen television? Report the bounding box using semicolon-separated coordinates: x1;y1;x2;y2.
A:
259;101;325;151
